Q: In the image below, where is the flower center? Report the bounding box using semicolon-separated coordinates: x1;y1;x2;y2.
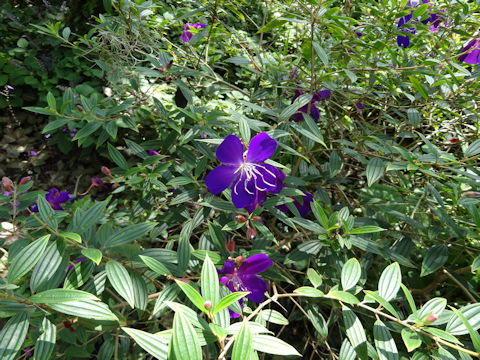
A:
232;162;277;196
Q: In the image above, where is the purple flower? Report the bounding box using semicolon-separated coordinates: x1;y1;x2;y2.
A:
218;254;272;305
90;177;108;190
356;32;363;39
292;90;319;122
277;193;313;217
6;85;14;90
148;149;160;156
315;89;331;101
356;102;364;110
180;23;207;43
397;0;439;48
30;151;38;156
205;133;285;209
32;188;72;212
459;38;480;65
45;134;51;139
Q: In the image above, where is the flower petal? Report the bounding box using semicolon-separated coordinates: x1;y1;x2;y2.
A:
294;193;314;217
205;165;237;194
463;48;480;65
218;260;235;275
246;133;277;163
216;135;244;165
244;190;267;213
238;253;272;275
240;275;268;303
231;172;256;209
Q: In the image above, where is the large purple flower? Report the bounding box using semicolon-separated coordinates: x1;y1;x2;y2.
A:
205;133;285;209
396;0;440;48
218;254;272;304
459;38;480;65
180;23;207;42
32;188;72;212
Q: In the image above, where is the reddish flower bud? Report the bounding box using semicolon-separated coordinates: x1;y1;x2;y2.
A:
112;183;119;189
204;300;213;310
448;137;460;144
425;314;438;323
101;166;111;176
158;67;164;73
235;215;246;223
465;191;480;198
166;60;173;69
225;239;235;254
19;176;31;185
63;321;75;332
235;256;246;264
2;177;13;187
105;177;111;183
76;105;84;112
252;215;262;222
246;228;256;240
140;173;147;178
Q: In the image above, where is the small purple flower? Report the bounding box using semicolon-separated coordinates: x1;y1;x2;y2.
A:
180;23;207;43
459;38;480;65
218;253;272;305
30;151;38;156
277;193;313;217
148;149;160;156
356;102;364;110
6;85;14;90
356;32;363;39
315;89;331;101
397;0;437;48
32;188;72;212
292;90;319;122
45;134;51;139
205;133;285;209
90;177;108;190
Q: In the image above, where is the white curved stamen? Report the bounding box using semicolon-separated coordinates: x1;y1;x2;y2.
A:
233;162;278;195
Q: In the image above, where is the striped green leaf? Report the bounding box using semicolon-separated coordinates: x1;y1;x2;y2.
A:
7;235;50;283
106;260;135;308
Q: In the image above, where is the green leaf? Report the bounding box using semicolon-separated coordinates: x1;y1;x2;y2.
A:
46;92;56;110
446;303;480;336
124;138;148;159
421;245;448;277
341;258;361;291
107;143;129;169
408;76;429;100
139;255;171;276
343;306;368;360
106;261;135;308
307;306;328;338
449;306;480;352
0;312;29;360
259;309;289;325
339;338;356;360
373;320;399;360
401;328;421;352
61;232;81;243
35;317;56;360
29;289;99;303
177;220;193;271
49;300;117;321
165;301;209;329
279;94;312;121
36;195;57;229
232;320;253;360
122;327;168;360
7;235;50;283
81;248;103;265
257;18;287;33
252;334;301;356
378;262;401;302
73;200;107;234
348;226;385;235
152;284;181;317
30;241;66;292
172;310;202;360
213;292;249;315
399;283;418;321
72;122;102;140
329;290;360;304
473;255;480;273
64;259;94;289
23;106;57;116
366;158;385;187
239;116;251;143
174;280;207;314
201;254;220;308
417;297;447;322
294;286;324;297
130;272;148;311
307;268;323;288
191;250;222;264
105;222;157;248
465;139;480;158
364;291;400;318
412;3;429;17
313;42;329;67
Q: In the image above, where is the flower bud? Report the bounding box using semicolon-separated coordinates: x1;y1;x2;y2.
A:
112;182;119;189
204;300;213;310
158;67;164;73
246;227;256;240
105;177;111;183
424;314;438;323
19;176;31;185
235;256;246;264
252;215;262;222
101;166;111;176
141;173;147;178
2;177;13;187
235;215;246;223
465;191;480;198
76;105;84;112
166;60;173;69
448;137;460;144
225;238;235;254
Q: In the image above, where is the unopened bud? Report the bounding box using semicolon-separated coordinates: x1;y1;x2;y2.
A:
465;191;480;198
204;300;213;310
235;215;246;223
112;183;119;189
140;173;147;178
101;166;111;176
19;176;31;185
158;67;164;73
105;177;111;183
76;105;84;112
246;228;256;240
252;215;262;222
425;314;438;323
225;239;235;254
235;256;246;264
448;137;459;144
2;177;13;187
166;60;173;69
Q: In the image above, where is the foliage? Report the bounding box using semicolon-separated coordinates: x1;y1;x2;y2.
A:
1;0;480;359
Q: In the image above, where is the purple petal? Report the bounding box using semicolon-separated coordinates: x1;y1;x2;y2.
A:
240;275;268;303
397;35;411;48
316;89;331;101
205;165;237;194
54;191;71;204
250;163;279;192
294;193;314;217
216;135;244;165
463;49;480;65
220;277;236;294
45;188;60;202
310;103;320;121
246;133;277;163
269;167;286;194
218;260;235;275
244;190;267;213
238;253;272;275
231;172;256;209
